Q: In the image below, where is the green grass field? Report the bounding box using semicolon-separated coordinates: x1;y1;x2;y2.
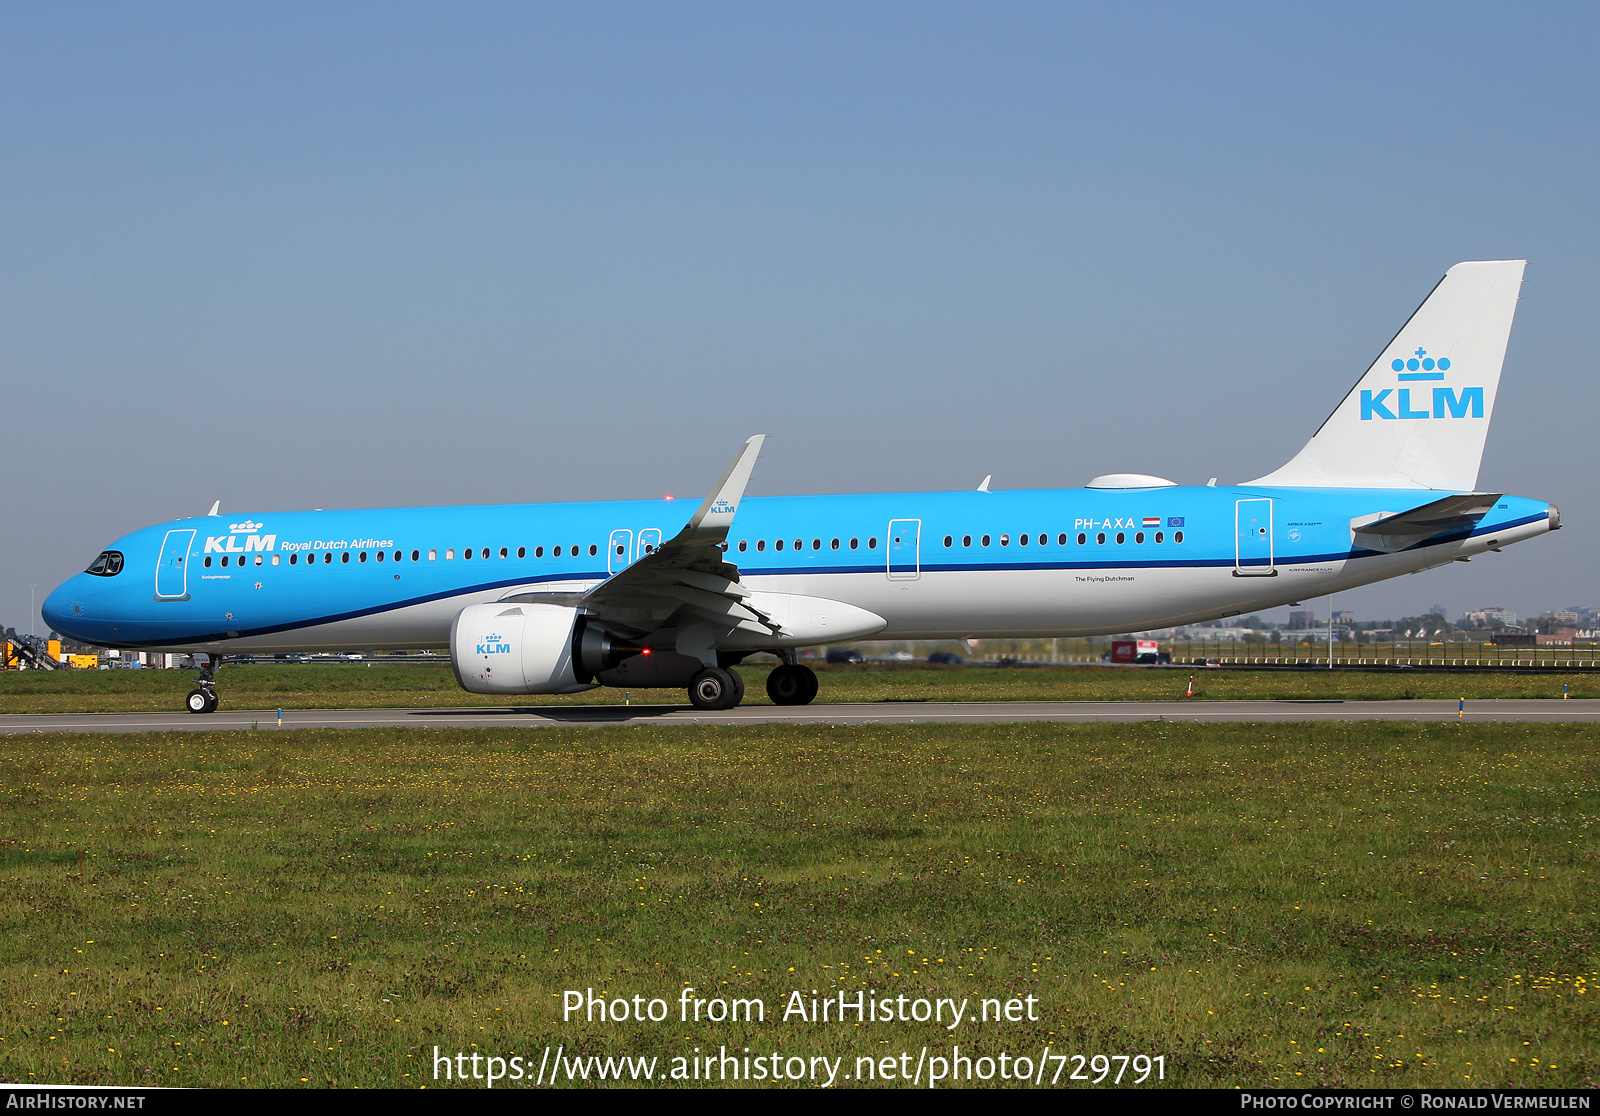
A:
1;661;1596;714
0;721;1594;1088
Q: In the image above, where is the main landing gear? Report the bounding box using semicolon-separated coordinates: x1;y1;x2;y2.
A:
684;660;819;711
688;667;744;711
185;656;219;714
765;663;818;706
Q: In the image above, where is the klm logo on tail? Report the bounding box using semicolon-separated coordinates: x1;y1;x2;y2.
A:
1361;348;1483;421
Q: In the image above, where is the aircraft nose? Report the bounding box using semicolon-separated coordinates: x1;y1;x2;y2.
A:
40;580;75;632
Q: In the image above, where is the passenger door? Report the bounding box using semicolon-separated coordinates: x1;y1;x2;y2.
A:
1234;499;1276;576
155;529;196;599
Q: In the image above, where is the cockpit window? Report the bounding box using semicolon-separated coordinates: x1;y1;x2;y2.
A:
85;551;124;577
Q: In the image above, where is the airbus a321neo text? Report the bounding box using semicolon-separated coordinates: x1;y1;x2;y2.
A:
44;261;1557;713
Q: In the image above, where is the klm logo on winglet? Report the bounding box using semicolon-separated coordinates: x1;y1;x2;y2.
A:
477;633;511;655
1361;348;1483;421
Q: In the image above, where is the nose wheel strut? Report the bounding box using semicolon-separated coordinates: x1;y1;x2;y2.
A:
185;657;219;714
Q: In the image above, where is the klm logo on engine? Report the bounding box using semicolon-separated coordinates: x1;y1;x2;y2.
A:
477;633;511;655
1360;348;1483;421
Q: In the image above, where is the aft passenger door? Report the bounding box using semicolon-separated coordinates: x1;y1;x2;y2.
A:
887;519;921;580
1234;498;1276;576
155;529;196;599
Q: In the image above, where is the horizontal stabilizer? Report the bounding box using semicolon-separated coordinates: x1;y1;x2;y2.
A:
1351;492;1501;553
1249;261;1525;490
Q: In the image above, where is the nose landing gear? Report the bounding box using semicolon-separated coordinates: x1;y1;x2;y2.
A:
184;656;219;714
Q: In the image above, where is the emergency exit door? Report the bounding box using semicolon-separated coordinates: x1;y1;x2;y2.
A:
887;519;921;580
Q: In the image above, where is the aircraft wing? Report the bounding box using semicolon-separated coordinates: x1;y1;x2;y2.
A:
504;435;781;636
1351;493;1502;553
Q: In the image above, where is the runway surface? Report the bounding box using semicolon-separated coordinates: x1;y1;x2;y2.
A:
4;699;1600;732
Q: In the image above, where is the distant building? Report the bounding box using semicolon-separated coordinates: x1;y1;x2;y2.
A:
1288;610;1315;629
1465;606;1517;626
1332;610;1355;623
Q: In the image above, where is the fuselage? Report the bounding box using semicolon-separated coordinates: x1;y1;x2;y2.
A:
42;485;1556;654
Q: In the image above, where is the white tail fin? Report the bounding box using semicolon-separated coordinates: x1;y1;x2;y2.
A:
1248;260;1525;490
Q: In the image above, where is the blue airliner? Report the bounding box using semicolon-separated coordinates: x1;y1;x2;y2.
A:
43;261;1557;713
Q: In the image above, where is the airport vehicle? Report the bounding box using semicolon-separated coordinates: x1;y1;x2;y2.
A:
42;261;1557;713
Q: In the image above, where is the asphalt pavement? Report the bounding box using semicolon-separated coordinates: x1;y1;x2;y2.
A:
3;698;1599;733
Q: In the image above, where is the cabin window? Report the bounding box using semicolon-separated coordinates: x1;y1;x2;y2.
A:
775;539;784;551
271;554;279;565
1077;533;1086;545
221;556;230;567
204;556;213;568
868;537;878;549
445;549;454;560
793;539;801;551
289;554;297;565
1000;534;1010;546
342;552;350;563
377;550;385;562
1058;533;1067;545
428;549;437;561
811;539;820;550
1038;534;1048;545
1115;532;1125;545
552;546;562;556
943;535;952;547
757;540;765;551
831;538;840;549
962;535;971;547
484;548;492;559
324;553;333;564
516;547;525;558
1174;530;1184;543
1096;532;1106;545
500;547;508;559
1135;531;1145;544
256;554;264;566
850;538;859;549
981;535;990;547
395;551;402;562
738;540;747;552
1018;533;1028;546
359;551;367;563
463;547;472;560
534;546;543;557
1154;531;1164;544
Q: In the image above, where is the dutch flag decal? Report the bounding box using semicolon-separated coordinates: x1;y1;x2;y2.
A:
1142;517;1161;528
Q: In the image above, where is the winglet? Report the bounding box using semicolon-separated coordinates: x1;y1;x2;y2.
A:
977;475;991;492
206;500;221;516
680;435;766;544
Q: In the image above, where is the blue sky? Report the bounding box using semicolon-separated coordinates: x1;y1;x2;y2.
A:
3;2;1596;628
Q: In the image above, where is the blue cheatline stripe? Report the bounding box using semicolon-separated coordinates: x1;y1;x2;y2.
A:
127;511;1547;646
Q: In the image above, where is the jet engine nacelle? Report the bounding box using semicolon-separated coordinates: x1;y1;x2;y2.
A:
449;603;638;695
